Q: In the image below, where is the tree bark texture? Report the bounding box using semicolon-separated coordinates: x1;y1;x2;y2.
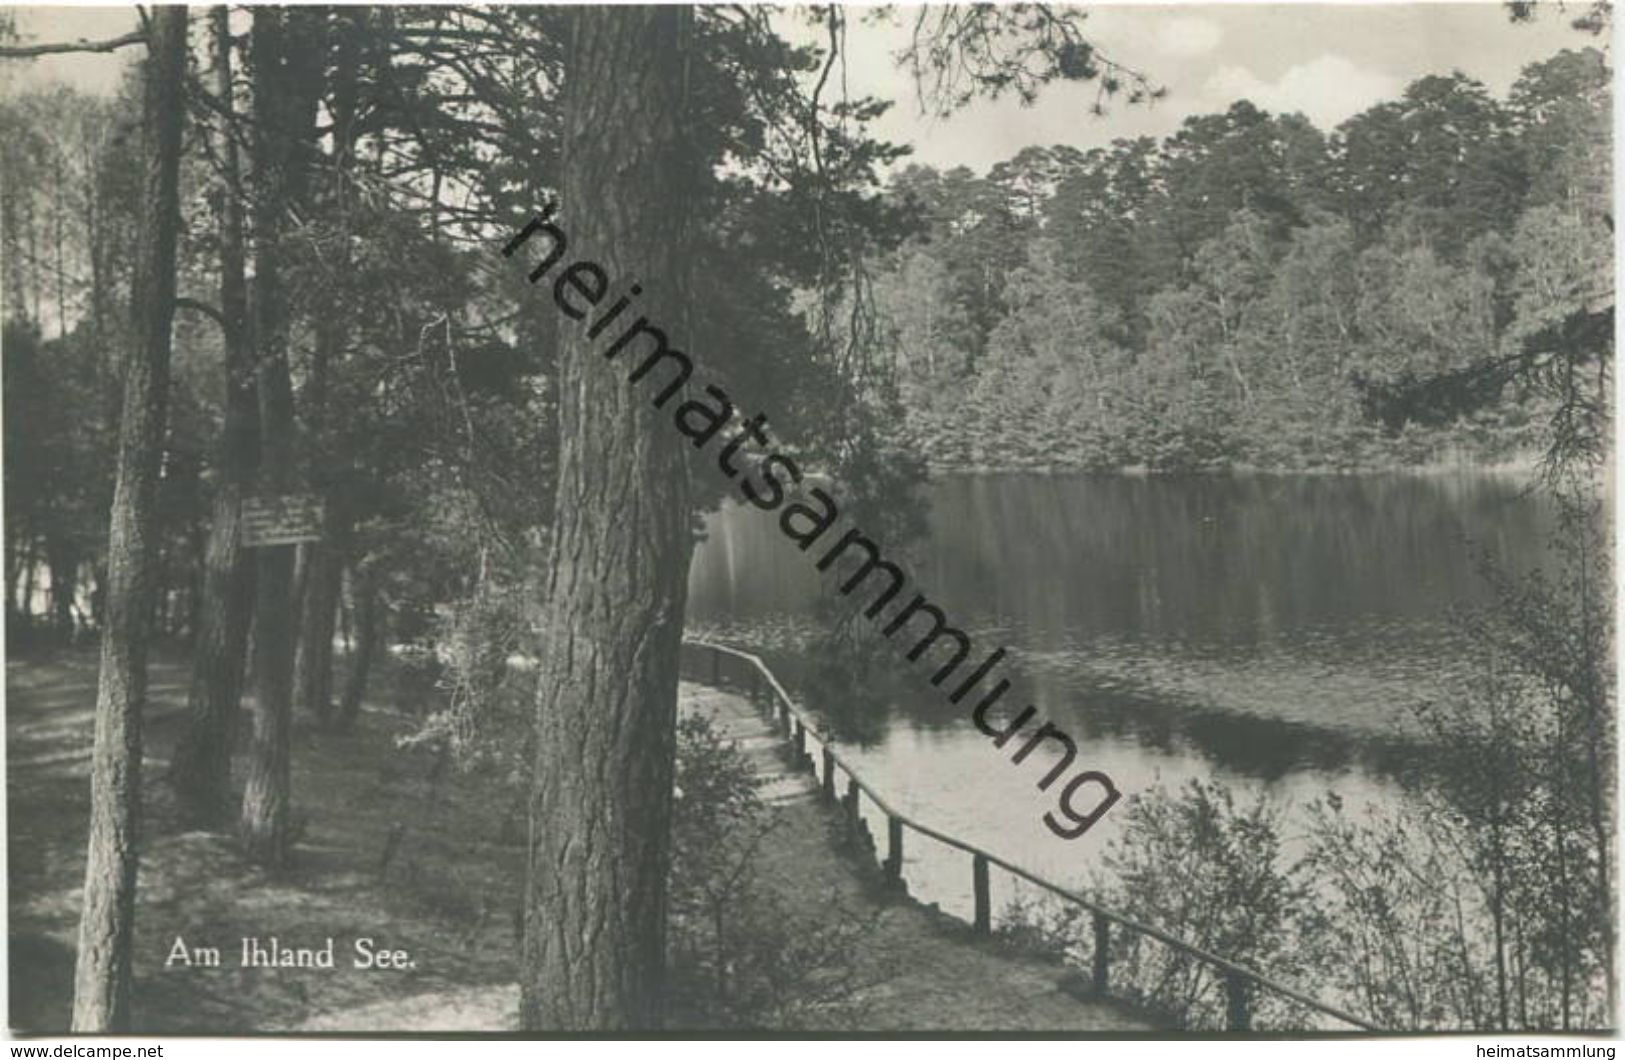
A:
173;5;260;823
291;10;363;731
520;4;698;1031
70;5;188;1032
335;562;381;732
46;537;77;639
294;528;343;725
240;6;324;867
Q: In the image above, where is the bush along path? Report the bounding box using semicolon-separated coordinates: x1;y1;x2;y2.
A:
8;652;1152;1032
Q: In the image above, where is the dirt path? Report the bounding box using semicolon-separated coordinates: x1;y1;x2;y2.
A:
9;651;526;1035
8;653;1150;1033
668;684;1152;1033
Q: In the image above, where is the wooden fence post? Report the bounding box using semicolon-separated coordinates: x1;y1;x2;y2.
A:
1225;973;1251;1032
844;777;860;831
1092;912;1110;996
822;747;835;802
794;719;806;762
885;816;904;885
973;853;991;935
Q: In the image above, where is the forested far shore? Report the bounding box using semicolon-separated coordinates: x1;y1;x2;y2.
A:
0;2;1612;1035
867;49;1610;473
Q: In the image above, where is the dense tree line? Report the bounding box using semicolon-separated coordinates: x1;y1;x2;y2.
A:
871;49;1611;471
4;2;1164;1032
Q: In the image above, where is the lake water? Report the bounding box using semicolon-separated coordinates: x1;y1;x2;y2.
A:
686;471;1553;921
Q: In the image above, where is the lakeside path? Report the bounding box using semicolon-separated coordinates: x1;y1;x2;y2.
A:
657;683;1157;1033
8;651;1152;1033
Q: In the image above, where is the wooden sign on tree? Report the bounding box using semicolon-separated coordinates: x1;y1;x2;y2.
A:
241;494;324;547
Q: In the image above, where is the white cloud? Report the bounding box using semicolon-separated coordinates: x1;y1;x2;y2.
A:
1203;55;1403;130
1154;16;1224;57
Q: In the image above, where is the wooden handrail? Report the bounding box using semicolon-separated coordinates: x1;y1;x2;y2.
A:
682;637;1382;1033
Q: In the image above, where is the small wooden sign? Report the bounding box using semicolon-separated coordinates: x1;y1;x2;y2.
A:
242;494;324;547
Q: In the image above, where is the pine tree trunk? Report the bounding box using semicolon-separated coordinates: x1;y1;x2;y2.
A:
338;578;353;654
183;520;207;640
291;11;361;732
240;6;324;867
0;159;26;321
294;533;343;725
174;492;256;817
148;544;167;638
47;537;77;641
241;548;295;866
70;6;188;1031
89;561;106;631
27;178;41;324
335;563;380;732
21;548;37;626
6;537;24;627
520;5;697;1031
172;5;259;823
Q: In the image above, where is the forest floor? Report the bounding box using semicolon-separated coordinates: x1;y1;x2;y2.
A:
8;648;1152;1034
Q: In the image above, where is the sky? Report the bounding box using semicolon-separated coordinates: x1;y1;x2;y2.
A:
3;2;1606;173
796;2;1603;170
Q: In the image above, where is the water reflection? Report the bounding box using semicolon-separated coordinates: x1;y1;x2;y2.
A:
686;471;1552;880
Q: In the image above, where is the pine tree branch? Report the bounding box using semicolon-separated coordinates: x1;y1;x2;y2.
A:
0;30;146;59
175;296;226;329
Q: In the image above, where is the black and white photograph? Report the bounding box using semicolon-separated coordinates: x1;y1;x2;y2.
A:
0;0;1616;1040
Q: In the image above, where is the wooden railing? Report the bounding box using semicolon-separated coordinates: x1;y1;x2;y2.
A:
680;638;1382;1033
